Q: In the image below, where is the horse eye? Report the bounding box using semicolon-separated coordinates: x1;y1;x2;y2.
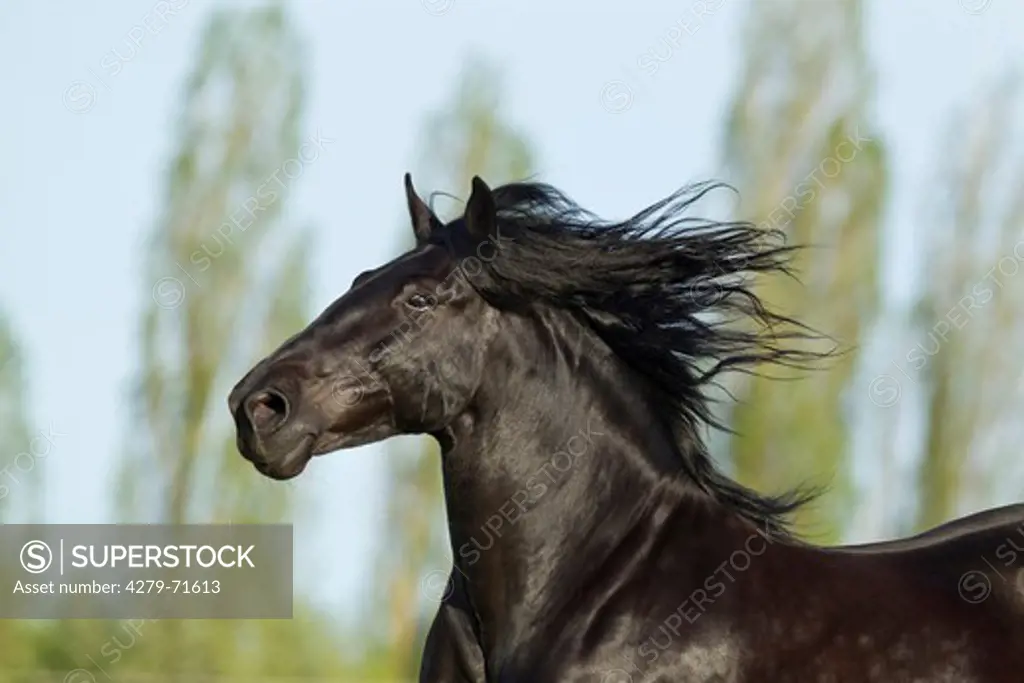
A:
405;292;434;311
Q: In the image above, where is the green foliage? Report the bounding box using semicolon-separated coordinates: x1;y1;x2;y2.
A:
4;6;374;682
416;58;534;214
914;76;1024;530
722;0;887;543
0;314;40;675
0;312;34;523
123;2;307;526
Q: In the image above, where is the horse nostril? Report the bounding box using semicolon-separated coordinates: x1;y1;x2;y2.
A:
244;389;290;435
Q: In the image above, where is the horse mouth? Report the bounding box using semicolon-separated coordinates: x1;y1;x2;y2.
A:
254;434;315;481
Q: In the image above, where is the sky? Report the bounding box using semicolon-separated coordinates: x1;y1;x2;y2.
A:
1;0;1022;616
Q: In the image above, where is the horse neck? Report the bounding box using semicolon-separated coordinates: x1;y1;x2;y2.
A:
436;310;702;661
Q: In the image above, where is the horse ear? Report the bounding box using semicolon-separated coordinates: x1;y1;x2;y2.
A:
464;176;496;239
404;173;438;242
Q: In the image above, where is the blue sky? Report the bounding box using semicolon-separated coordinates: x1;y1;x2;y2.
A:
1;0;1021;615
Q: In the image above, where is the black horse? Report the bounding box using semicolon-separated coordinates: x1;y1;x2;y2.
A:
230;175;1024;682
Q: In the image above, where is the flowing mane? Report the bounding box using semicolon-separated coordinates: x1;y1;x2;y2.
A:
432;180;834;537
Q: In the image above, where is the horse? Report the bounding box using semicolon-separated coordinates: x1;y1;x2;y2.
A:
229;174;1024;682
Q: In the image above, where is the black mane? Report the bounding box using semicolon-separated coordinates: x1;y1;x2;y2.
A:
437;181;833;537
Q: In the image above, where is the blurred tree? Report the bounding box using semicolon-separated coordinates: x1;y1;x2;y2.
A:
89;5;352;681
372;57;534;678
15;6;406;682
721;0;888;542
0;312;38;676
122;3;307;526
0;312;35;523
914;74;1024;530
415;59;534;202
